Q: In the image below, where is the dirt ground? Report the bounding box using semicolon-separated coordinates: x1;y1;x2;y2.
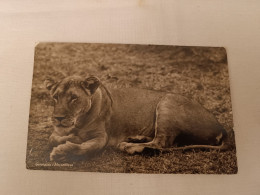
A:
26;43;237;174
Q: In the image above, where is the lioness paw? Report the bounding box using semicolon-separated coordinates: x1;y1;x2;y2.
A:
67;135;83;144
117;142;128;151
50;147;67;162
118;142;145;154
49;142;78;162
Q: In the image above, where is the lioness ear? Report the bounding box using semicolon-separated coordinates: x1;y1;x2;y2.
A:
82;76;100;94
44;78;56;91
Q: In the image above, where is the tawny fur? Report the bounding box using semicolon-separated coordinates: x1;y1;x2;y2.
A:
45;76;229;161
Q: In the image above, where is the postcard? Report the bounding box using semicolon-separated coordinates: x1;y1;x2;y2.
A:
26;43;237;174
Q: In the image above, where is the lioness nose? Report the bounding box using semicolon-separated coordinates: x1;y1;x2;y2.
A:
54;116;65;121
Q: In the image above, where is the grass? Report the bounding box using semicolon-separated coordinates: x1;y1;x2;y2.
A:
26;43;238;174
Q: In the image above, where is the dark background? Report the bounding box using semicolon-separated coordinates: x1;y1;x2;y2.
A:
26;43;237;174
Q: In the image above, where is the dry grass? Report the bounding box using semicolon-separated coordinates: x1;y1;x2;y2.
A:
26;43;237;174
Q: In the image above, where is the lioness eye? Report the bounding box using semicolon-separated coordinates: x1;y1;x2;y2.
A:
53;94;58;101
71;94;78;102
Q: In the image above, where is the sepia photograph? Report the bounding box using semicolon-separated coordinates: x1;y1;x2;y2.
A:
26;42;237;174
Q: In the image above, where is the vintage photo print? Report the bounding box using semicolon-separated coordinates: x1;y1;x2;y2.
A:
26;43;237;174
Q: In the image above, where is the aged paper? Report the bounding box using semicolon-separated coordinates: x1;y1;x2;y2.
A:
0;1;260;194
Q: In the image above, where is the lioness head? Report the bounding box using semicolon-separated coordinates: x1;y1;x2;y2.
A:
45;76;100;128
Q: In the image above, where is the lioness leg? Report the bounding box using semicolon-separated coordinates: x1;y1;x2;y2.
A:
118;96;180;154
49;133;73;147
118;132;178;155
50;134;108;162
149;96;181;148
49;133;82;147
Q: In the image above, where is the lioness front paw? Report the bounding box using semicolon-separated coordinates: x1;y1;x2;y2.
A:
50;141;78;162
67;135;82;144
50;146;68;162
50;150;65;162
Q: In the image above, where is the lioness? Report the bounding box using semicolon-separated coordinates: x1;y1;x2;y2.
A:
45;75;229;162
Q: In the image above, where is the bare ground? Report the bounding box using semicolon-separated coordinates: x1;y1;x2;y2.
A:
26;43;237;174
